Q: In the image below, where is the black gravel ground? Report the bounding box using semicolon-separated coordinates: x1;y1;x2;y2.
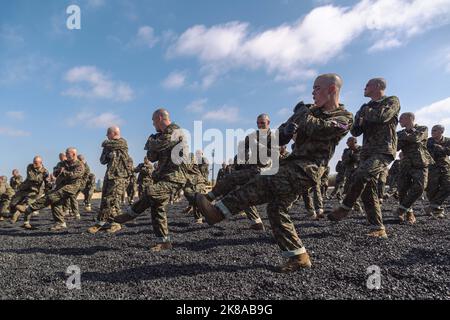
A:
0;196;448;300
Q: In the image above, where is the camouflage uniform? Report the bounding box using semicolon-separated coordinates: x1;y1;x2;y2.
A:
97;138;132;226
53;161;72;214
301;166;328;216
28;159;85;224
80;163;95;208
213;103;352;257
377;168;388;200
198;156;209;182
129;123;188;243
341;96;400;231
426;136;450;212
9;175;23;192
135;162;154;198
397;125;433;213
330;160;345;200
10;164;50;221
0;179;14;218
342;145;363;211
208;129;275;225
184;153;209;221
387;159;401;198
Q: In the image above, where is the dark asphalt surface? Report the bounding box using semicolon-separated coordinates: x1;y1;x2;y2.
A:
0;197;448;300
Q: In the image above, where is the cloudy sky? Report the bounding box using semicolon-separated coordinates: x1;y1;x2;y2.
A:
1;0;450;179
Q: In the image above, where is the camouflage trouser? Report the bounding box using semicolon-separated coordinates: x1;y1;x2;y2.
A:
426;166;450;209
216;160;319;258
398;166;428;212
28;189;74;224
302;184;323;215
343;170;362;211
68;192;80;216
377;168;388;199
342;154;392;231
82;182;95;206
9;190;39;214
130;180;184;243
126;182;136;203
0;199;11;217
184;181;208;220
331;174;346;199
209;168;262;224
98;177;126;224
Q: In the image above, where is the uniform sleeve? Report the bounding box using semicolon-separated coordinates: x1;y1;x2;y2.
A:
100;147;110;165
297;107;352;141
362;97;400;124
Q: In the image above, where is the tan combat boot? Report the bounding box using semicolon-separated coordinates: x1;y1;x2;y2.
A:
279;253;312;273
315;209;325;220
433;208;445;219
106;223;122;234
396;208;406;223
50;223;67;231
307;210;317;220
195;218;204;224
327;207;350;222
150;242;173;252
406;211;416;224
367;229;388;239
195;194;226;225
21;222;34;230
87;225;103;234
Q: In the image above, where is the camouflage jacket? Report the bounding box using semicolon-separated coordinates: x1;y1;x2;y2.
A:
279;103;353;181
0;180;14;201
244;129;273;169
198;157;209;181
427;137;450;168
185;153;208;185
351;96;400;159
135;163;154;185
100;138;132;180
335;160;345;176
342;145;362;175
9;175;22;192
19;164;50;194
54;159;85;194
387;160;400;186
144;123;188;184
397;124;433;168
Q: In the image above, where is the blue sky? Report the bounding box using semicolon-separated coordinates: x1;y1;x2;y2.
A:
1;0;450;180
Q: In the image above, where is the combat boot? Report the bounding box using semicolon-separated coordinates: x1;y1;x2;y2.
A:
106;223;122;234
114;213;136;224
195;218;203;224
195;194;226;225
249;222;265;231
87;224;103;234
75;214;81;220
327;206;350;222
150;242;173;252
406;211;416;224
279;253;312;273
433;208;445;219
367;229;388;239
0;216;4;222
21;222;35;230
85;204;92;212
307;210;317;220
315;209;325;220
396;208;406;223
50;223;67;231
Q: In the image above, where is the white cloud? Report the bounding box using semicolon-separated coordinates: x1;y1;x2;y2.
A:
162;71;186;89
168;0;450;85
0;127;30;137
63;66;134;102
186;98;208;113
68;111;124;129
415;97;450;132
287;84;307;94
0;25;24;45
5;111;25;121
203;106;240;123
129;26;159;48
0;55;57;86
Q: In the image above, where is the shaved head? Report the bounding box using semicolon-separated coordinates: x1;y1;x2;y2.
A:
317;73;343;91
153;108;170;120
369;78;387;90
107;126;121;140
